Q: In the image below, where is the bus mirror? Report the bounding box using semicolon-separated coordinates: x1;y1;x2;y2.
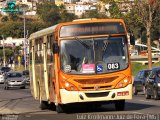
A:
53;43;59;54
130;33;135;45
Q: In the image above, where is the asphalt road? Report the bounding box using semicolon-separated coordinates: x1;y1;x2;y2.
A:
0;84;160;120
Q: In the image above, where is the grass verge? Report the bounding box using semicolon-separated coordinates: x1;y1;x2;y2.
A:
131;62;160;76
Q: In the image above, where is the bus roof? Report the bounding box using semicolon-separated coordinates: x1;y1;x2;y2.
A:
62;18;125;26
29;24;57;40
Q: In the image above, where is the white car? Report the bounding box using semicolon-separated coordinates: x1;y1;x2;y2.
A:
4;71;26;89
0;71;5;83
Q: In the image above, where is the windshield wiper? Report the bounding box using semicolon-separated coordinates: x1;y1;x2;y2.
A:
74;36;90;49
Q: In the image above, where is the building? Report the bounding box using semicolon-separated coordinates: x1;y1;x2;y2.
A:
16;0;33;10
117;0;135;14
0;37;24;48
0;0;137;20
55;0;64;6
65;3;75;14
74;2;96;17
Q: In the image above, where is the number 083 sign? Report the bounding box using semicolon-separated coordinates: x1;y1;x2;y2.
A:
107;62;120;70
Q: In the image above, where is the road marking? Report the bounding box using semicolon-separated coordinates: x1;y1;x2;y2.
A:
139;100;151;102
0;96;32;102
132;112;143;114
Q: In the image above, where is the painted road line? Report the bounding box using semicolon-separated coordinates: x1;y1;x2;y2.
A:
139;100;151;103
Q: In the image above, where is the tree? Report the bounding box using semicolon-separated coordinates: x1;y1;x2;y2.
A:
108;0;123;18
59;4;77;22
0;48;14;62
1;16;9;22
36;1;61;26
61;12;77;22
37;2;77;26
81;9;107;18
8;13;20;21
131;0;160;69
0;21;47;38
26;21;47;36
0;21;23;38
99;0;160;69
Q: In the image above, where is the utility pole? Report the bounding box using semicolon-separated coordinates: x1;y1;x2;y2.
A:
2;35;6;67
23;10;27;70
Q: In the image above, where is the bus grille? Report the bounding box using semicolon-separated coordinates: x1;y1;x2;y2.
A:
85;92;110;98
81;85;112;90
74;76;118;90
74;76;118;84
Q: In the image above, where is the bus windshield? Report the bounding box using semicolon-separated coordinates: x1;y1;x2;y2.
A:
60;36;128;74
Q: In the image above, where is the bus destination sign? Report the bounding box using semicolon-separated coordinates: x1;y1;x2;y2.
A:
60;22;125;37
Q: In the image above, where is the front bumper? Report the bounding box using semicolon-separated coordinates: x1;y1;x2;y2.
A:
0;79;4;83
157;84;160;95
60;84;132;104
135;85;143;91
7;82;25;88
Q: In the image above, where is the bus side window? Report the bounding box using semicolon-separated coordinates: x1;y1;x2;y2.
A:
47;35;54;63
35;39;38;64
53;42;59;54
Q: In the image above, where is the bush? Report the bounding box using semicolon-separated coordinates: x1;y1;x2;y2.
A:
131;62;160;76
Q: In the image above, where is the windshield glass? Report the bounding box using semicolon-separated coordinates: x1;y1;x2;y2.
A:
156;69;160;78
23;70;29;75
60;36;128;74
7;73;22;78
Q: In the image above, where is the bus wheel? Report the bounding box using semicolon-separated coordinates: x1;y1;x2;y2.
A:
114;100;125;111
40;101;48;110
56;104;64;113
49;103;56;111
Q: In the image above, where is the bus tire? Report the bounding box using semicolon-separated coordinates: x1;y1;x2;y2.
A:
56;104;64;113
114;100;125;111
49;103;56;111
40;101;48;110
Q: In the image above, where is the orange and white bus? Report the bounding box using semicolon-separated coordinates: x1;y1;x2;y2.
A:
29;18;135;113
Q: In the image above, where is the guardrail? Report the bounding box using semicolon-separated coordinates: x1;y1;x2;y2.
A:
131;56;160;65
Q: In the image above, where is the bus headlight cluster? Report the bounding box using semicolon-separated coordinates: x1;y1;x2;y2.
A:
62;80;78;91
64;82;69;88
115;79;129;88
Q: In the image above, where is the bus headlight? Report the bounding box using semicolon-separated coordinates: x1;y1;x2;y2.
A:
115;79;129;89
65;82;69;87
62;80;78;91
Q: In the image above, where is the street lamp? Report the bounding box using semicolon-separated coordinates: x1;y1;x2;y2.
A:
23;10;27;70
2;35;6;67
